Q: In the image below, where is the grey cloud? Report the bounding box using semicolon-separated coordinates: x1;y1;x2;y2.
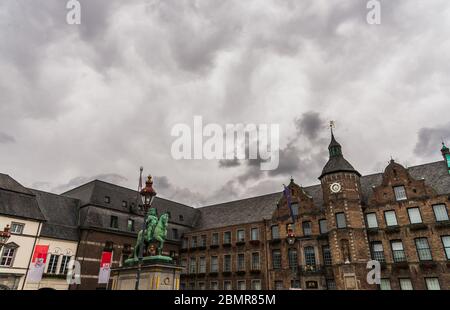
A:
295;111;323;141
414;123;450;157
0;132;15;143
53;173;128;193
218;158;241;168
153;175;207;207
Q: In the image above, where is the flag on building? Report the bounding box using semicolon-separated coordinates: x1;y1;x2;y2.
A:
283;185;296;223
98;251;113;284
27;245;49;283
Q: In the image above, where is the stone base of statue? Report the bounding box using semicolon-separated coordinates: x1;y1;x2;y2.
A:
110;257;182;290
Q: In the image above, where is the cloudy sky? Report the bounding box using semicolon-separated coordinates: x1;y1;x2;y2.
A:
1;0;450;206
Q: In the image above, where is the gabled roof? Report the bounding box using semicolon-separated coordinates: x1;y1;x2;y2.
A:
62;179;199;227
0;174;45;221
30;189;80;241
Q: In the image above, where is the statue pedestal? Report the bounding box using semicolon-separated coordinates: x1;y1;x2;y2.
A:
110;260;182;290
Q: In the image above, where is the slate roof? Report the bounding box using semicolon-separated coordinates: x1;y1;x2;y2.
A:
30;189;80;241
195;160;450;230
62;180;199;228
0;174;45;221
320;156;360;179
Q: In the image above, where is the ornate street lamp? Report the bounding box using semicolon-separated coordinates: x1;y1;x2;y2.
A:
135;174;157;290
0;224;11;251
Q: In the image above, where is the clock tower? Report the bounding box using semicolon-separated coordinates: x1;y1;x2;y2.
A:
319;125;373;290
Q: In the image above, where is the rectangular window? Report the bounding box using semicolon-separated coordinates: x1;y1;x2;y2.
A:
272;250;281;269
172;228;178;239
182;238;188;249
210;256;218;273
319;219;328;234
391;241;406;262
442;236;450;259
251;227;259;241
433;204;449;222
251;252;260;270
408;207;423;224
380;279;391;290
223;231;231;244
210;281;219;290
366;213;378;228
291;203;299;217
237;253;245;271
198;282;205;290
191;236;197;248
304;246;316;267
237;229;245;242
211;233;219;245
326;279;336;290
271;225;280;239
274;281;284;290
0;247;16;267
371;242;385;263
425;278;441;290
110;216;118;229
251;280;262;290
127;219;135;231
322;245;332;266
10;222;24;234
189;257;196;274
104;196;111;203
415;238;432;261
223;281;232;290
336;212;346;228
223;255;231;272
237;280;246;290
291;280;300;289
199;257;206;273
399;278;413;290
384;210;398;227
122;201;127;208
47;254;59;274
59;255;71;274
200;235;207;247
394;186;407;201
288;249;298;270
303;221;312;236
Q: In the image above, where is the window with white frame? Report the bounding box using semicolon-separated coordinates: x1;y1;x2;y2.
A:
399;278;413;290
371;242;385;263
336;212;346;228
303;221;312;236
0;246;17;267
210;256;218;273
10;222;24;234
425;278;440;290
237;280;246;290
210;281;219;290
271;225;280;239
394;186;407;201
59;255;71;274
237;229;245;242
366;213;378;228
237;253;245;271
322;245;332;266
415;238;432;261
251;252;260;270
441;236;450;260
380;279;391;290
288;248;298;270
251;279;262;290
47;254;59;274
319;219;328;234
291;203;299;217
408;208;422;224
223;231;231;244
191;236;197;248
211;233;219;245
223;281;232;290
251;227;259;241
189;257;196;274
326;279;336;290
433;204;449;222
223;254;231;272
304;246;316;267
199;257;206;273
272;250;281;269
391;240;406;262
200;235;207;247
384;210;398;226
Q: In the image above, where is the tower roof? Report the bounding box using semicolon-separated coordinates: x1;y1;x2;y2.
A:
319;130;360;179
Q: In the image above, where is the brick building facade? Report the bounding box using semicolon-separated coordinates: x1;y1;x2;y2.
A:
179;132;450;290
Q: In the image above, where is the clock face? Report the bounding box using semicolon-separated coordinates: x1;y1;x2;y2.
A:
330;182;342;193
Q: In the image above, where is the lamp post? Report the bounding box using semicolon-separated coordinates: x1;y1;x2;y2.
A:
135;175;157;290
0;224;11;252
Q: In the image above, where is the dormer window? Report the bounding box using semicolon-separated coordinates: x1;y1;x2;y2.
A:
122;201;127;208
179;215;184;222
104;196;111;204
393;186;407;201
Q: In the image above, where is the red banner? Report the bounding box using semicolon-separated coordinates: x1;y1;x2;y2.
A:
98;251;113;284
27;245;49;283
32;245;49;263
100;251;112;267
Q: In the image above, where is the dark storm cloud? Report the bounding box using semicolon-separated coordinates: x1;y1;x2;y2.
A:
414;123;450;157
53;173;128;193
295;112;323;141
0;132;15;143
153;175;207;207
